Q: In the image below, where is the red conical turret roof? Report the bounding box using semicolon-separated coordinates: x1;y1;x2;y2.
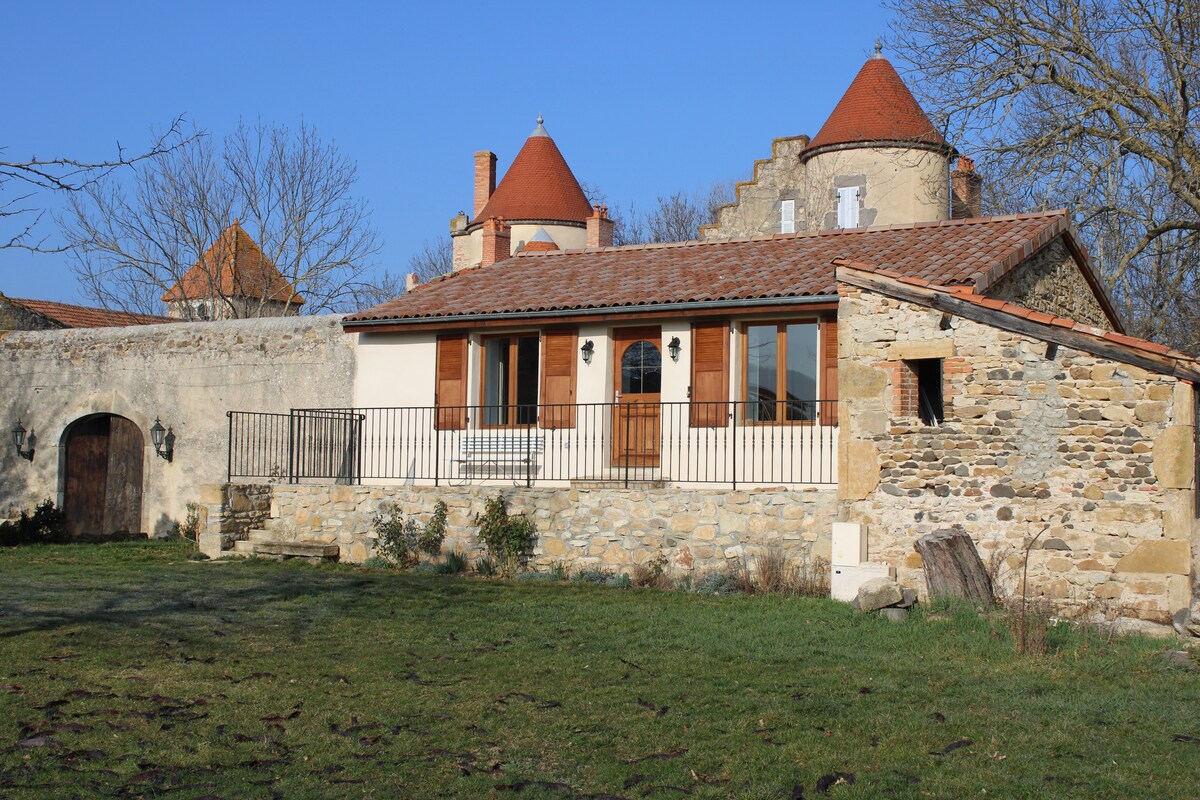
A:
803;48;946;159
161;220;304;305
472;117;593;226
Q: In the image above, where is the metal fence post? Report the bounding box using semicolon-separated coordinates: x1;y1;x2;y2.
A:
433;409;440;488
731;404;738;491
287;410;297;485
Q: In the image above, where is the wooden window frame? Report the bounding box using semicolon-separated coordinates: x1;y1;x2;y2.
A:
740;319;823;426
478;332;540;429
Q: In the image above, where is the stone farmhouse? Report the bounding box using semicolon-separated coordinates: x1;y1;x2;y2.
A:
1;50;1197;629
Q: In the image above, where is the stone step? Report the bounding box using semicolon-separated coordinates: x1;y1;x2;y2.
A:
247;541;340;561
232;540;256;554
248;528;286;543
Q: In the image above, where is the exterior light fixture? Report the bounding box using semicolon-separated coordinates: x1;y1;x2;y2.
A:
668;336;682;362
581;340;594;365
11;421;34;461
150;418;174;462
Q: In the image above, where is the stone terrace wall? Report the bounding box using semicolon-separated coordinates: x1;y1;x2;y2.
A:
197;483;272;553
210;483;838;575
838;284;1198;622
0;314;355;534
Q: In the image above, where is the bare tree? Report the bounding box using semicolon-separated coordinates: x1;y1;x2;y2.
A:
356;235;453;308
887;0;1200;350
1;118;193;252
584;180;735;246
63;119;382;318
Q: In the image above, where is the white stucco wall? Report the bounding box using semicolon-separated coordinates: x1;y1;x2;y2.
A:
804;146;951;231
452;222;589;271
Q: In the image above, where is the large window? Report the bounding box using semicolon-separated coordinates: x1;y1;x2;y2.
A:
745;322;819;422
481;334;539;426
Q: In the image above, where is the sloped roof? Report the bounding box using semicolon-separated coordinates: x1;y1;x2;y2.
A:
161;221;305;305
803;52;946;157
836;260;1197;381
3;296;171;328
345;211;1074;328
471;121;593;226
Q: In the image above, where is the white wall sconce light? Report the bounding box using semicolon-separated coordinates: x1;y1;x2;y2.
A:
150;418;175;462
11;421;35;461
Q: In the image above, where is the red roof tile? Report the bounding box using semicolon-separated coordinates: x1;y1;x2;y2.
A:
346;212;1069;326
5;297;171;328
804;54;946;157
472;127;592;226
160;221;305;305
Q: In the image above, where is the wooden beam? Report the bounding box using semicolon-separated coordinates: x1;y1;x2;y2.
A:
838;268;1200;384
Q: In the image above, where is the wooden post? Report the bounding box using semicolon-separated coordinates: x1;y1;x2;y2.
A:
914;529;994;604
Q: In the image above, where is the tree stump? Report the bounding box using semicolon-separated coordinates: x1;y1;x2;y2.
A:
914;529;994;604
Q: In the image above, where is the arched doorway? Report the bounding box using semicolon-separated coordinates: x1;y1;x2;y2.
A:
62;415;144;538
612;327;662;467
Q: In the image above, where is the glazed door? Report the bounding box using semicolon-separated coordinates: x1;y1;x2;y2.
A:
613;327;662;467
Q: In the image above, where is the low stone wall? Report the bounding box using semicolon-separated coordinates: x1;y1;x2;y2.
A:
213;483;838;574
198;483;272;555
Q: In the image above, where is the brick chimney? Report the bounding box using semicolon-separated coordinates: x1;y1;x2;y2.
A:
405;272;420;292
586;205;614;248
480;217;511;267
474;151;497;218
951;156;983;219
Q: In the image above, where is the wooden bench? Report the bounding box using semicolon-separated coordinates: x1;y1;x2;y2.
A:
454;433;544;478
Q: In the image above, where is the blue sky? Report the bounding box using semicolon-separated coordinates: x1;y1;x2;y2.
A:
1;0;896;306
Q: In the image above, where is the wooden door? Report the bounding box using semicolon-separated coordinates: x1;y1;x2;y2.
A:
613;327;662;467
64;415;144;537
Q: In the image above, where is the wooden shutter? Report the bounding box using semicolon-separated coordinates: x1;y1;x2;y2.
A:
435;334;468;430
690;321;729;427
819;316;838;426
780;199;795;234
540;328;577;429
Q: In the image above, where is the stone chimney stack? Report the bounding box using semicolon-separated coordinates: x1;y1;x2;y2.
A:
474;151;497;218
405;273;419;293
480;217;511;267
586;205;614;248
951;156;983;219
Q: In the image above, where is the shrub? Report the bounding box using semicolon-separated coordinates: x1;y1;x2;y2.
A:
360;556;391;569
572;567;612;585
743;550;830;598
178;502;202;544
630;553;671;589
434;550;469;575
373;501;448;567
474;495;536;574
694;568;746;596
473;557;497;577
0;499;68;547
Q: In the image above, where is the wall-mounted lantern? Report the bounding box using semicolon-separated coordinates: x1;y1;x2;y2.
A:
668;336;682;362
150;418;175;462
11;421;35;461
580;339;595;365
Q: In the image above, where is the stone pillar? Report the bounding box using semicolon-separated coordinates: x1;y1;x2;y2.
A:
480;217;511;267
586;205;614;248
474;151;497;218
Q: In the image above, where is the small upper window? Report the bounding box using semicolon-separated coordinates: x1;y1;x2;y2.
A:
836;187;860;229
912;358;944;425
780;200;795;234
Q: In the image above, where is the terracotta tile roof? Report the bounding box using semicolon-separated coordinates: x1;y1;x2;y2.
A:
345;211;1071;326
835;260;1199;379
160;221;305;305
520;239;559;252
4;296;171;328
472;128;593;226
803;54;947;157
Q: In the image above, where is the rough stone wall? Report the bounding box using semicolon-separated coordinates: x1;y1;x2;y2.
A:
197;482;272;553
986;238;1113;330
702;137;808;240
0;298;59;331
838;285;1197;622
215;483;838;574
0;314;355;534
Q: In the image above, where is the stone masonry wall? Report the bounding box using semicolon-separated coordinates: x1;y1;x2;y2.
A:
216;483;838;575
702;137;808;240
197;483;272;553
838;284;1198;622
986;238;1112;330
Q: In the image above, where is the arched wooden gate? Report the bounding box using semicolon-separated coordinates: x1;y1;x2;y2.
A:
62;415;144;537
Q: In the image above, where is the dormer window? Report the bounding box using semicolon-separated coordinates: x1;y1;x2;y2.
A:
837;187;860;229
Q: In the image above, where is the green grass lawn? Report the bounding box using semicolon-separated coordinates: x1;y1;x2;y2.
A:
0;541;1197;799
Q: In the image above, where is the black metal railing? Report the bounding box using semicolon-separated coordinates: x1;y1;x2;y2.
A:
228;401;838;487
